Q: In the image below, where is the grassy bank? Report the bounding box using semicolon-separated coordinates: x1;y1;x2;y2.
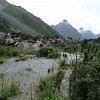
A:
0;45;36;58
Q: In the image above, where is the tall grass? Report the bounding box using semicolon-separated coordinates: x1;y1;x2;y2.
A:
37;70;65;100
0;73;20;100
0;81;20;100
0;45;36;58
37;76;60;100
0;45;20;57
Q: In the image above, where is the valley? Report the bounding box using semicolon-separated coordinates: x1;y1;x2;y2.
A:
0;0;100;100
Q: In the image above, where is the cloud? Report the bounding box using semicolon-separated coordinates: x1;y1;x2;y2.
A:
6;0;100;34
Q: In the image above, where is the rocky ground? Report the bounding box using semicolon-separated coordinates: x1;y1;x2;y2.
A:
0;56;59;100
0;53;79;100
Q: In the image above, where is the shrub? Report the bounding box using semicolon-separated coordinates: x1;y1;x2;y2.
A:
37;70;65;99
69;43;100;100
0;81;19;99
12;50;20;57
0;45;36;58
37;47;59;58
70;62;100;100
48;52;60;58
64;45;80;53
0;58;4;64
0;45;20;57
37;47;53;57
38;87;59;100
55;70;65;90
59;59;69;69
37;76;60;100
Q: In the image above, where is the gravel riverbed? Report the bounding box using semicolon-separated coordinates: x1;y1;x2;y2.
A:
0;53;79;100
0;57;59;100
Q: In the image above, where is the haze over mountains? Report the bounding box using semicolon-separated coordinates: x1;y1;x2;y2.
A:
0;0;100;39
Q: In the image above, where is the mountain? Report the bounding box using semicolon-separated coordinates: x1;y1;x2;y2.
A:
0;11;39;36
0;0;9;10
51;20;82;40
0;0;59;37
79;27;96;39
0;15;12;32
96;34;100;38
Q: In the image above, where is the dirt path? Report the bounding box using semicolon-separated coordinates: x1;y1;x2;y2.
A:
60;52;80;99
60;69;71;99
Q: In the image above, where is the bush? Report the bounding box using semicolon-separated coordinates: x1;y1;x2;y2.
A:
70;43;100;100
12;50;20;57
59;59;69;69
37;47;53;57
0;58;4;64
38;87;59;100
0;45;36;58
70;62;100;100
37;47;59;58
0;45;20;57
48;52;60;58
64;45;80;53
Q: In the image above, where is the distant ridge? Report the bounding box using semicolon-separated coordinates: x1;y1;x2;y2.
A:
51;19;82;40
79;27;100;39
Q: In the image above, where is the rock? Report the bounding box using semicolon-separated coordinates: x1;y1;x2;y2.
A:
18;40;29;49
0;32;6;38
5;38;16;46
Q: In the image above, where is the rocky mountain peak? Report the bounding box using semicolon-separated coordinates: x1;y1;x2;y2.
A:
61;19;69;25
51;20;82;40
79;27;83;30
79;27;85;33
62;19;68;22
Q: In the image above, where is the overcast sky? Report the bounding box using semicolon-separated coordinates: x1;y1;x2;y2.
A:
6;0;100;34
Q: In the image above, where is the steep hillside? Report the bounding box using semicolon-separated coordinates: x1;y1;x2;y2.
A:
0;11;38;36
0;0;9;10
51;20;82;40
2;4;59;37
0;15;12;32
